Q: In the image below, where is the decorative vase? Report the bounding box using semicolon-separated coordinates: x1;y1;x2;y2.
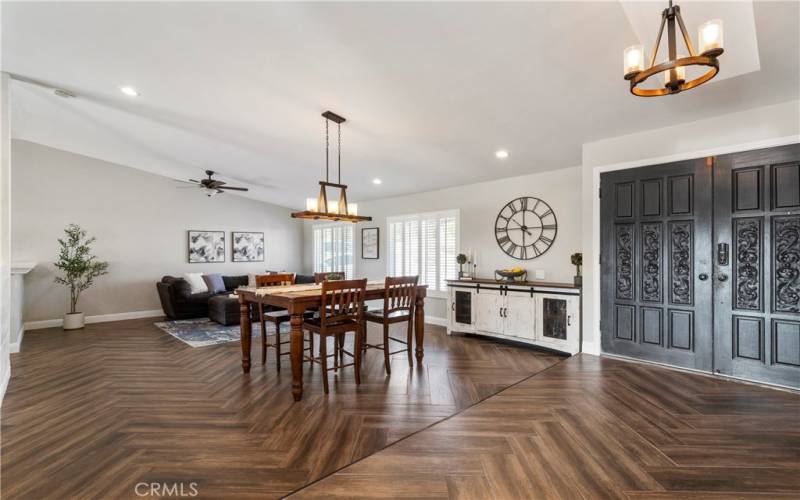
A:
63;312;85;330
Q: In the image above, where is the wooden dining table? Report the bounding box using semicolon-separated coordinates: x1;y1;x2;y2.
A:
236;281;427;401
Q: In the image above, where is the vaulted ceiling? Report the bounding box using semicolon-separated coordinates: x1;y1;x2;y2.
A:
3;1;798;208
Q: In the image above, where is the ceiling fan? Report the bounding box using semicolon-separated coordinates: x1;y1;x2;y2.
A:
183;170;249;197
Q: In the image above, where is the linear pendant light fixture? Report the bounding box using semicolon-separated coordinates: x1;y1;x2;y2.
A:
291;111;372;223
624;1;724;96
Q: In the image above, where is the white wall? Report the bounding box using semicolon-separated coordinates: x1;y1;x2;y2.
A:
11;140;305;325
304;166;583;321
580;99;800;355
1;73;12;402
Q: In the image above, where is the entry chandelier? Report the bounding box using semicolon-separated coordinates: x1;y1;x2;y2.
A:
623;1;723;96
291;111;372;223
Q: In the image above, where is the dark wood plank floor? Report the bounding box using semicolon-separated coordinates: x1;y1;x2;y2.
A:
1;318;563;499
293;355;800;499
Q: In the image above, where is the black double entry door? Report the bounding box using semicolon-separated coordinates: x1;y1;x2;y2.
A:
601;144;800;389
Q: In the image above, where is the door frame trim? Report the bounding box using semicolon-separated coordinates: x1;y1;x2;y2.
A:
586;135;800;357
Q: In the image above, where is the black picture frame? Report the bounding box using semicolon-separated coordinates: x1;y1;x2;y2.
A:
232;231;265;262
361;227;380;259
187;230;226;263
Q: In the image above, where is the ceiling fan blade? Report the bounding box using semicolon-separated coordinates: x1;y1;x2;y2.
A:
218;186;249;191
188;179;200;183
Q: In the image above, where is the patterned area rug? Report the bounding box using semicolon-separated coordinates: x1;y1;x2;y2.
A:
154;318;286;348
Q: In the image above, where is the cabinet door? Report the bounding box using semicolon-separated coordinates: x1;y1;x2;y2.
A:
449;288;475;333
505;292;535;339
474;290;504;334
536;293;581;353
541;296;569;341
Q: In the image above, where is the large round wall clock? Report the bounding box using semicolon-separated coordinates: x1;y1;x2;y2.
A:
494;197;557;260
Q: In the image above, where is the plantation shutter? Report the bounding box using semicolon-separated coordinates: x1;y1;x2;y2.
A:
313;223;353;278
387;210;458;292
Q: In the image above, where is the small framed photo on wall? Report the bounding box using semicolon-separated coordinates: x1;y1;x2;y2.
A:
361;227;379;259
232;232;265;262
188;230;226;263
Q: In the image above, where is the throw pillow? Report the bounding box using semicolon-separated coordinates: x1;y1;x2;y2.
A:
183;272;208;294
203;273;226;294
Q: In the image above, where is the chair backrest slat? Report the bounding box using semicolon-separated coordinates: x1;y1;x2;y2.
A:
320;278;367;326
255;273;295;287
383;276;418;314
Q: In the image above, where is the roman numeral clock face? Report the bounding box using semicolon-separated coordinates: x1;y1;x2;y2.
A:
495;197;557;260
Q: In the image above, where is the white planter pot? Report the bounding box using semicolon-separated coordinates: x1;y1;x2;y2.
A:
63;312;85;330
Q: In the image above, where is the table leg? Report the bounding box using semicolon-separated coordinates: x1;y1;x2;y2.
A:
290;312;304;401
414;294;425;362
239;295;251;374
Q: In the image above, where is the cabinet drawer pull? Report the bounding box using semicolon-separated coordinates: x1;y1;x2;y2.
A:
567;315;572;326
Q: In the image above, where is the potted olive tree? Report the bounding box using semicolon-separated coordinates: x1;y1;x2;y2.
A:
571;252;583;287
54;224;109;330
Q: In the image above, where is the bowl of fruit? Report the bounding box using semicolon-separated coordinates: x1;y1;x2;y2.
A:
495;267;527;281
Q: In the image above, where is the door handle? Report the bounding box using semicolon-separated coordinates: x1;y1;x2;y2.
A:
717;273;729;282
567;315;572;326
698;273;709;281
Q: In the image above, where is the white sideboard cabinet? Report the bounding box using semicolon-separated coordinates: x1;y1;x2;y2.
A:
446;279;581;355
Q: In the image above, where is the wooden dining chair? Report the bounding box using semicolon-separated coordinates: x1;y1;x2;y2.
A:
364;276;418;375
314;271;346;284
302;279;367;394
255;273;313;371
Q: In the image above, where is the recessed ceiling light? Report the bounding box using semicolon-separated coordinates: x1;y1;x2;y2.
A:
372;178;382;185
495;150;509;159
119;86;139;97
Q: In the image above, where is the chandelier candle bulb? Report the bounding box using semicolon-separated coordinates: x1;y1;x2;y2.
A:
623;45;645;77
347;203;358;216
664;57;687;86
699;19;724;56
306;198;319;212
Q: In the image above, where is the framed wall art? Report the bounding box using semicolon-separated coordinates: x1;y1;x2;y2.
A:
361;227;379;259
188;230;225;263
232;232;265;262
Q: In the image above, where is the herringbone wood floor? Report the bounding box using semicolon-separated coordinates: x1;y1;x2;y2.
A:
1;318;563;499
293;355;800;499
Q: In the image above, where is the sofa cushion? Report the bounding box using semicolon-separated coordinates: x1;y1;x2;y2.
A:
183;272;208;294
203;273;226;294
223;275;249;291
185;291;213;306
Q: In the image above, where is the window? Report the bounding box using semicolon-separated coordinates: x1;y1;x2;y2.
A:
387;209;459;294
313;223;354;278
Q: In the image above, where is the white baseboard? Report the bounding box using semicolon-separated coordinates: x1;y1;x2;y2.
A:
425;316;448;327
581;339;600;355
24;309;164;331
9;325;23;353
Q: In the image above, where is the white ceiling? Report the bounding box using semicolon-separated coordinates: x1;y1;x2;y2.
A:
3;1;798;209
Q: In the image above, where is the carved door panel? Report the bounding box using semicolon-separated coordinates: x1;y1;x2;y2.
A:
714;144;800;388
600;159;714;371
